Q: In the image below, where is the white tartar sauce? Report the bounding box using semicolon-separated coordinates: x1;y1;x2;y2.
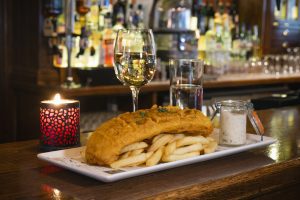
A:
220;109;247;146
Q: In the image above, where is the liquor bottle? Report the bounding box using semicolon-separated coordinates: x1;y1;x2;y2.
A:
230;0;238;30
218;0;225;16
252;25;261;58
222;18;232;51
112;0;126;26
137;4;145;28
205;19;216;52
76;0;91;15
215;24;223;50
99;0;112;31
239;23;247;59
232;22;241;58
76;26;89;60
245;28;254;59
280;0;287;20
198;0;208;34
102;13;114;67
86;0;100;31
287;0;298;20
292;1;298;20
56;12;65;34
113;9;125;31
192;0;200;17
52;37;66;67
74;0;91;36
43;0;63;37
127;3;136;28
206;1;215;32
214;0;223;25
191;0;200;30
239;23;246;50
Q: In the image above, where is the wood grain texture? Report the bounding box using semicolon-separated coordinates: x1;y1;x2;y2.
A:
1;106;300;199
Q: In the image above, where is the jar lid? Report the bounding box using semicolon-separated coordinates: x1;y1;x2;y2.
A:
216;100;251;108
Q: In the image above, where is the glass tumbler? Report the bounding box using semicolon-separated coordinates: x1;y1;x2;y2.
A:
169;59;204;110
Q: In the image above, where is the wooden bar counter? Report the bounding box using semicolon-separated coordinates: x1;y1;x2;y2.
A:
1;106;300;199
42;73;300;97
15;73;300;97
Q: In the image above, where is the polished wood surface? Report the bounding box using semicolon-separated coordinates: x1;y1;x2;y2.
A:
1;106;300;199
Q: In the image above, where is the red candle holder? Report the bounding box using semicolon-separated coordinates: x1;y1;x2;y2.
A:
40;94;80;151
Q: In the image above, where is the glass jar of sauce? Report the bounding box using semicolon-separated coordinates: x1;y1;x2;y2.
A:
211;100;264;146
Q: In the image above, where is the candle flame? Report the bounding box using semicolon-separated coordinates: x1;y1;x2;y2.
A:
53;93;62;105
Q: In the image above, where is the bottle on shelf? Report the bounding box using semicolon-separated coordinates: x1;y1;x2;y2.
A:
215;24;223;50
222;17;232;51
102;12;114;67
239;23;247;59
43;0;63;37
206;1;215;32
137;4;145;28
214;0;223;25
112;0;126;26
99;0;112;31
76;0;91;26
232;21;241;58
56;12;66;34
205;17;216;65
245;28;254;59
206;9;217;49
280;0;287;20
86;0;100;31
198;0;208;34
292;0;299;20
127;3;136;28
251;25;261;59
191;0;199;31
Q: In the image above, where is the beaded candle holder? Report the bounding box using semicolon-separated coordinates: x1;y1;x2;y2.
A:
40;94;80;151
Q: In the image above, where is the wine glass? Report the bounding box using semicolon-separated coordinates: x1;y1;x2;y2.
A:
114;29;156;111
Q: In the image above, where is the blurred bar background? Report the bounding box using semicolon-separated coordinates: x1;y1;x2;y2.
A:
1;0;300;142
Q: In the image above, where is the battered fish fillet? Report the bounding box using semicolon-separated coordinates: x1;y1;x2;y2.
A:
85;105;213;166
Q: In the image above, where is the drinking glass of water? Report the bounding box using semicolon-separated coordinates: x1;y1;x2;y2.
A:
169;59;204;110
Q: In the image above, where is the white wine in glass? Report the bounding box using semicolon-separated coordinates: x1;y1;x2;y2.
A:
114;29;156;111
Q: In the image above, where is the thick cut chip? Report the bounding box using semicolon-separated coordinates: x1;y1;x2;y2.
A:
162;151;200;162
146;147;164;166
120;142;148;154
164;142;176;156
176;136;207;147
169;134;185;143
148;134;174;152
173;143;203;155
110;152;153;169
204;141;218;154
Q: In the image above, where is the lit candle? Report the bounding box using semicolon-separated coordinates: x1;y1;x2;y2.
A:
40;93;80;151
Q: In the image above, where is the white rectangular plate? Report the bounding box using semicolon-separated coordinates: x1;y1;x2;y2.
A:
37;133;276;182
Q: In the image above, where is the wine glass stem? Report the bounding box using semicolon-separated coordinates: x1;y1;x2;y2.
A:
130;86;140;112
